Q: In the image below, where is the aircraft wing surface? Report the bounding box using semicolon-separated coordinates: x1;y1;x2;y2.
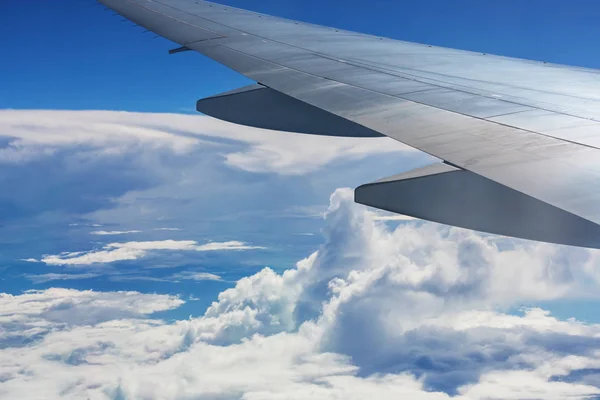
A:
99;0;600;248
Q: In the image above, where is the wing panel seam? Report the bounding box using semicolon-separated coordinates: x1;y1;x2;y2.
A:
149;0;600;124
210;44;600;153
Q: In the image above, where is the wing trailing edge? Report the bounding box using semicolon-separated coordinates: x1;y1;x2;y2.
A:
197;84;384;137
356;164;600;248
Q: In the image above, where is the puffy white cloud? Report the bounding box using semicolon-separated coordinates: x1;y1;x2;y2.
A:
0;288;183;352
39;240;265;266
459;369;600;400
0;288;183;323
4;190;600;399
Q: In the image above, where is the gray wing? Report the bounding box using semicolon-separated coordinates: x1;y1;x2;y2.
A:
100;0;600;248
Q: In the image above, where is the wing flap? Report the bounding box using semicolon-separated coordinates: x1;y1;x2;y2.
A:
356;164;600;248
197;84;383;137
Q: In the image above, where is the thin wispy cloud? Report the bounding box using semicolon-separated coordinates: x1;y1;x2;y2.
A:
111;271;223;283
170;271;222;282
25;273;101;284
110;275;172;283
195;241;265;252
90;230;142;236
0;110;411;175
69;223;102;227
38;240;265;266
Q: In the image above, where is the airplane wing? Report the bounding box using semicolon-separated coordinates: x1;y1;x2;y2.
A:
99;0;600;249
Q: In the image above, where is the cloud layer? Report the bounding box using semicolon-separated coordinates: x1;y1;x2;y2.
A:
0;110;410;175
3;190;600;399
0;109;421;268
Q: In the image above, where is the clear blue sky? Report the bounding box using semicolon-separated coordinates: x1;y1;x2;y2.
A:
1;0;600;112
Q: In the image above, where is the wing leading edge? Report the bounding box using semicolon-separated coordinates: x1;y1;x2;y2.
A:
99;0;600;248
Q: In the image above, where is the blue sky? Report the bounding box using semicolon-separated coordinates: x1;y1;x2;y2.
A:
4;1;600;398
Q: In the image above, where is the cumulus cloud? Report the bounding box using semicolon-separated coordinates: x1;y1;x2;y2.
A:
0;288;183;349
4;190;600;399
38;240;265;266
368;210;416;221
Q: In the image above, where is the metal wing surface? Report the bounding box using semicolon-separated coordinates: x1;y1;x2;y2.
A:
99;0;600;248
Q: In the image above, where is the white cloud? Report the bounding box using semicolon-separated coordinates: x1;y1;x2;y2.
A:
38;240;265;266
0;110;411;175
7;104;600;398
0;288;183;350
90;230;142;236
0;289;182;321
70;223;103;227
459;370;600;400
170;271;223;282
367;210;416;221
4;190;600;398
0;109;423;236
25;273;100;284
109;275;172;283
107;240;200;251
196;241;266;252
111;271;223;283
41;246;145;266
